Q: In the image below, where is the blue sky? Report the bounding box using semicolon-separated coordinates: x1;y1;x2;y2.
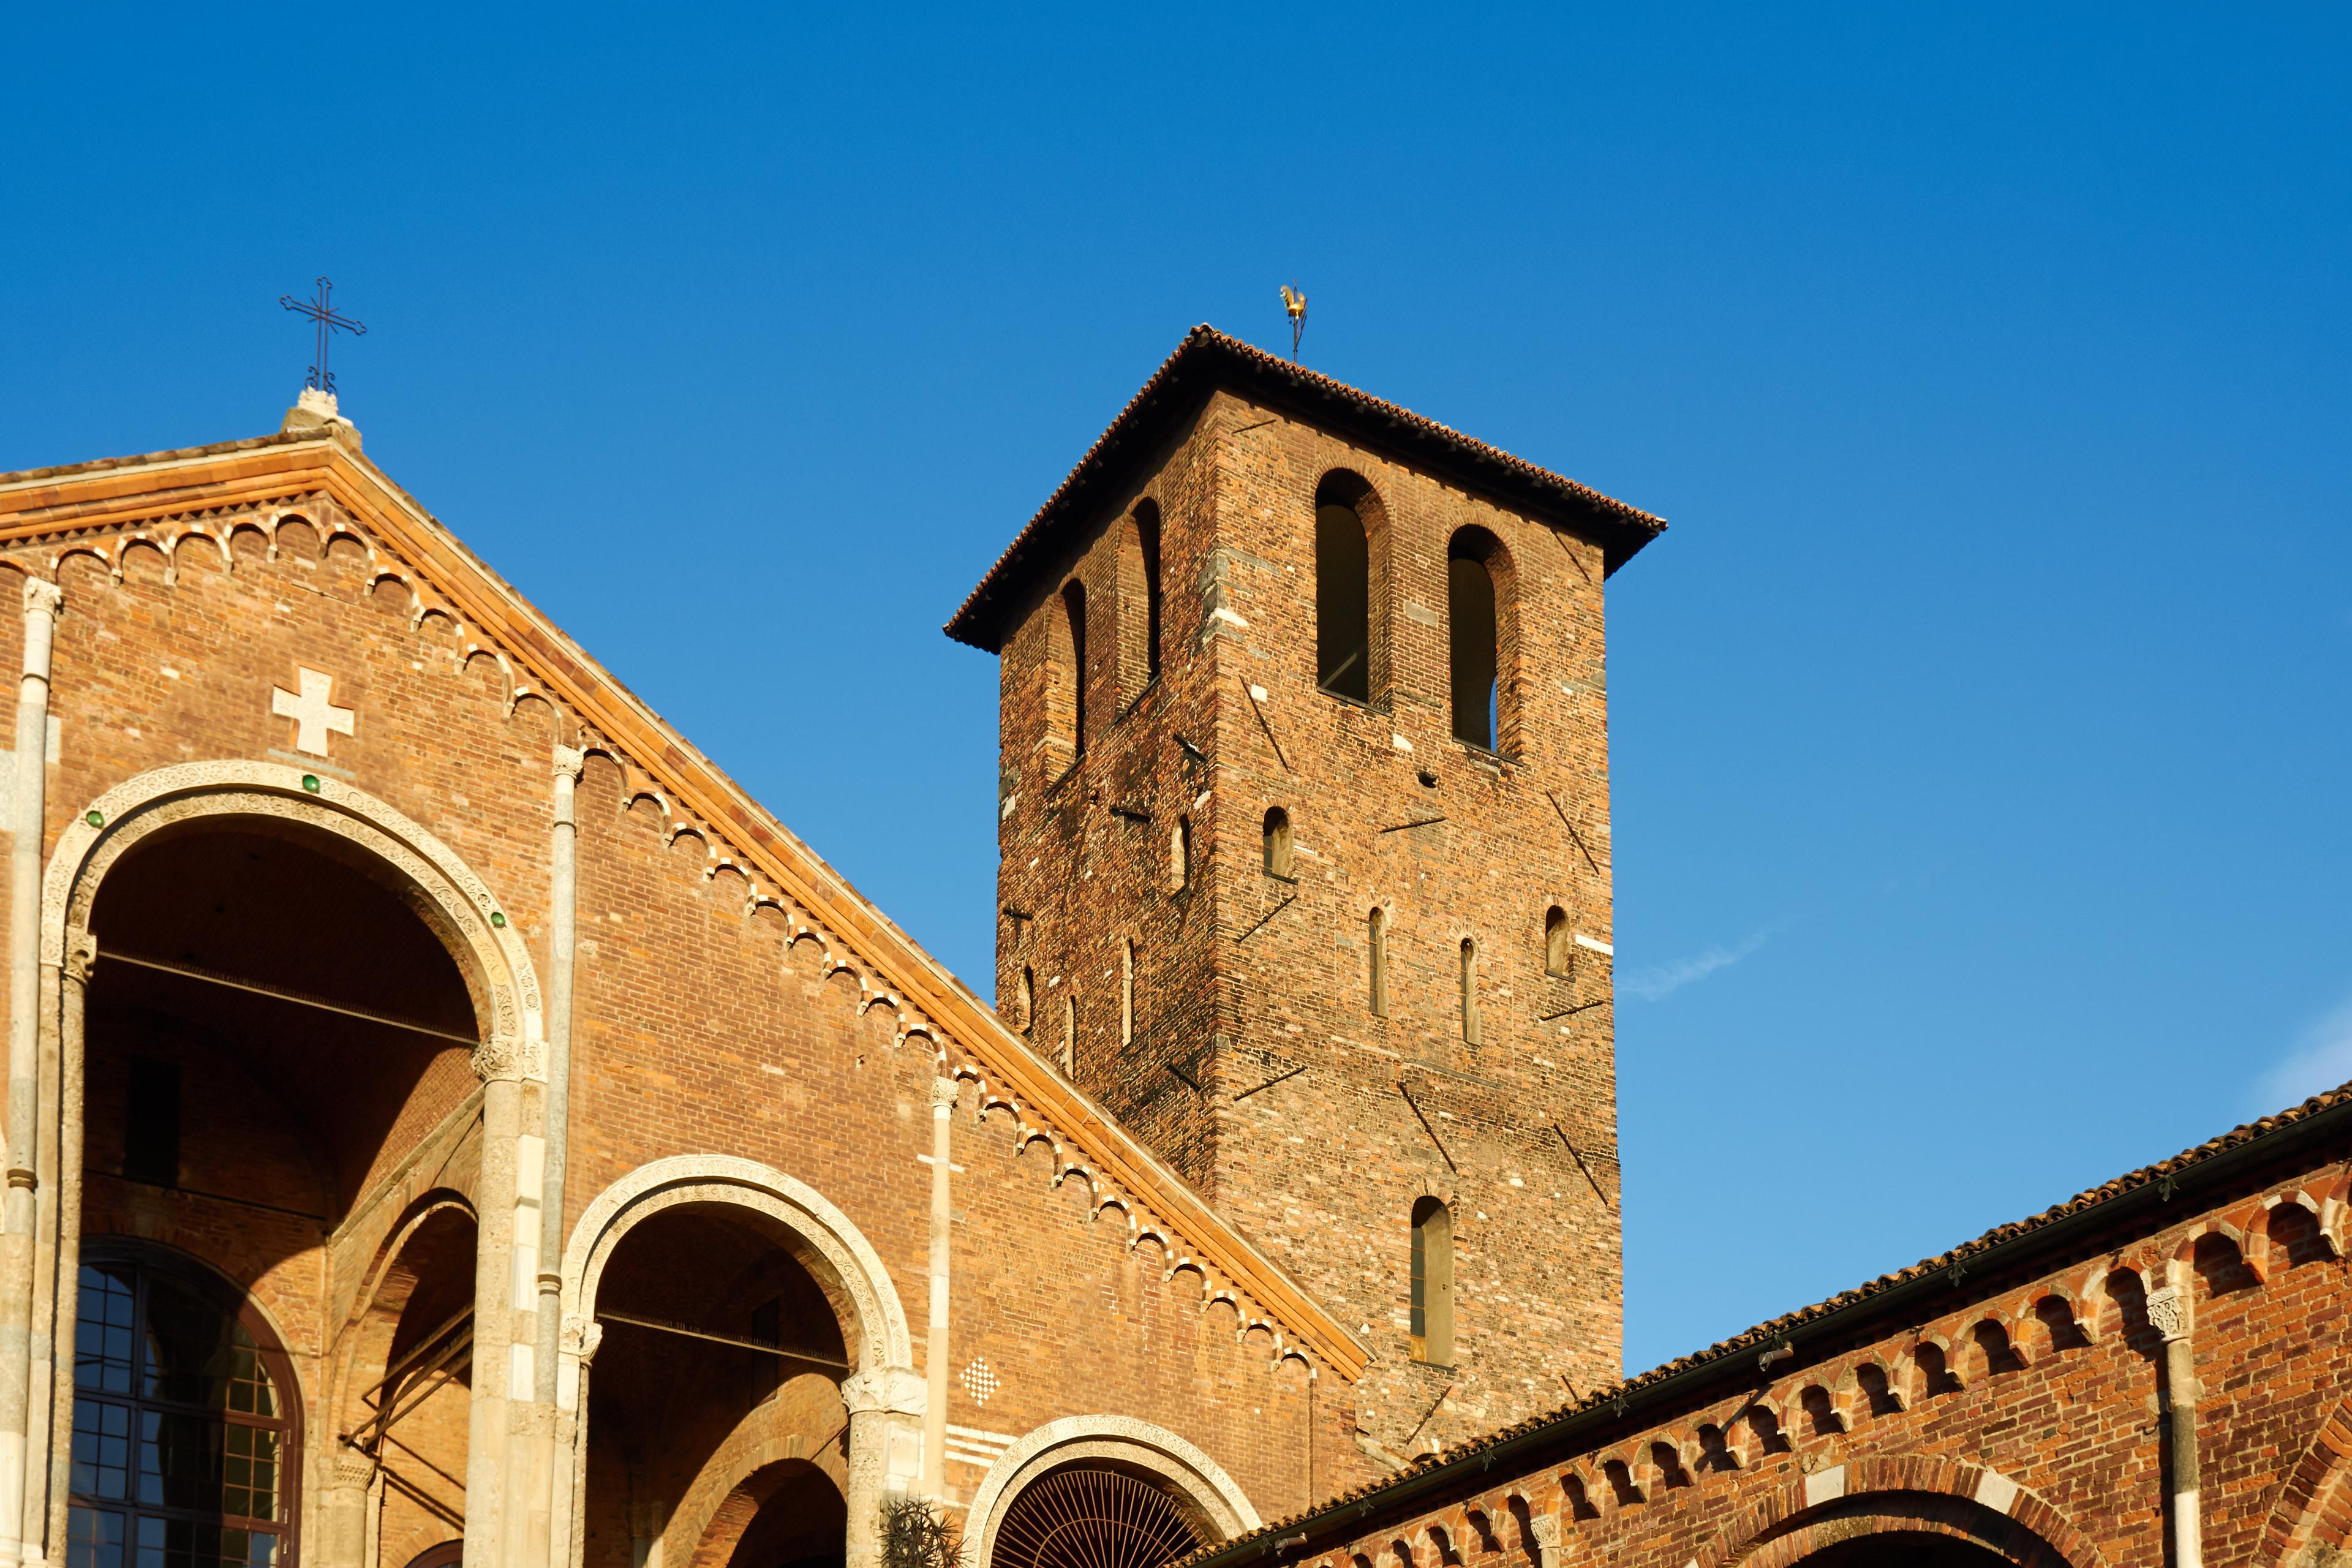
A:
6;6;2347;1376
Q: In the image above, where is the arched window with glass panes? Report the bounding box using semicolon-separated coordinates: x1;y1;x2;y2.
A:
71;1245;300;1568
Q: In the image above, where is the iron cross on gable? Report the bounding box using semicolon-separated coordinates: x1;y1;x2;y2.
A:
273;668;355;758
278;277;367;396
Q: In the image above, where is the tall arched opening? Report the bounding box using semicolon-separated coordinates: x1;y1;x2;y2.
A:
39;761;547;1568
559;1158;917;1568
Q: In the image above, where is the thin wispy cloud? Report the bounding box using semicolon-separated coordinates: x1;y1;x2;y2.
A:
2253;997;2352;1110
1621;927;1776;1003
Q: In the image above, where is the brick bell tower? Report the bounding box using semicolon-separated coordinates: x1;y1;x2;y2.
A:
946;326;1665;1458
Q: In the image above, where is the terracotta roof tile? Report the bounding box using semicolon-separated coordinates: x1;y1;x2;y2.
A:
943;325;1665;652
1183;1077;2352;1565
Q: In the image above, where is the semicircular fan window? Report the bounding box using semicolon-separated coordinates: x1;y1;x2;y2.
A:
992;1466;1205;1568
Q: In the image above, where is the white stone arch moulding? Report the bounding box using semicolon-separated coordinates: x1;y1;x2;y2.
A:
967;1415;1262;1568
45;760;546;1079
556;1153;917;1413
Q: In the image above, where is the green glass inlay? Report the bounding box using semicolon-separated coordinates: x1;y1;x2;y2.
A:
84;811;102;828
301;775;321;793
490;912;507;928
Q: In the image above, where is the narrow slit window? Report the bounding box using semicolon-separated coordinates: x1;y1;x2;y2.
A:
1368;908;1389;1017
1061;994;1077;1077
1018;967;1036;1039
1170;816;1192;894
1411;1197;1454;1365
1460;937;1480;1044
1263;807;1293;877
1545;907;1572;978
1120;938;1136;1048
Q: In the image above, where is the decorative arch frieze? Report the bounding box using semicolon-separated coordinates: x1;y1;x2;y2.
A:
2;442;1369;1386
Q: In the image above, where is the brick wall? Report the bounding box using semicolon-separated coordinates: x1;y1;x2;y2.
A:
989;389;1625;1458
1188;1119;2352;1568
0;447;1356;1566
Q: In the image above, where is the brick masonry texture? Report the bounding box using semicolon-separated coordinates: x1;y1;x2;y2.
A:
987;389;1624;1460
1177;1092;2352;1568
0;447;1360;1567
16;336;2351;1568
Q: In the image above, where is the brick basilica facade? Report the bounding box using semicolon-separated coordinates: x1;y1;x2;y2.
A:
0;330;2339;1568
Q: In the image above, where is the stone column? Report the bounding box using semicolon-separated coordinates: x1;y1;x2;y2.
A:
37;938;90;1562
551;1321;600;1568
0;578;62;1568
519;745;585;1568
2149;1280;2201;1568
320;1443;379;1568
920;1077;956;1499
464;1043;529;1568
840;1366;926;1568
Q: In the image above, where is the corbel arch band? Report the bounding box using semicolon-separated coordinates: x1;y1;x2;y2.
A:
43;759;546;1079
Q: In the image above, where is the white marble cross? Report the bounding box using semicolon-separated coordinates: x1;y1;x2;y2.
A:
271;668;355;758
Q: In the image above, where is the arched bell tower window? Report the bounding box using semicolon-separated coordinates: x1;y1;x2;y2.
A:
1410;1197;1454;1366
1137;502;1163;685
1262;807;1293;878
70;1246;302;1568
1314;473;1387;704
1060;581;1089;756
1447;535;1499;750
1117;505;1164;706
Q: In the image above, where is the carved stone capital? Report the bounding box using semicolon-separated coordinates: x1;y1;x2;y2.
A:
62;933;97;986
840;1364;925;1419
930;1076;960;1110
471;1035;527;1083
560;1316;605;1366
22;578;61;619
2146;1283;2188;1342
552;745;586;783
331;1442;379;1488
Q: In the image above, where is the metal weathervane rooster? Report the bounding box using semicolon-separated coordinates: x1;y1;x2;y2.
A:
1280;283;1308;361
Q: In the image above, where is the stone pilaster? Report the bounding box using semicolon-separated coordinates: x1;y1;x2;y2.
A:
841;1364;926;1568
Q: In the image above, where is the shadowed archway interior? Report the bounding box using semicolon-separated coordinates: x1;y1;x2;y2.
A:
87;821;483;1226
1797;1532;2020;1568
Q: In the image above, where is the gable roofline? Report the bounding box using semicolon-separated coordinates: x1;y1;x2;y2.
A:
943;325;1668;653
0;431;1374;1382
1182;1078;2352;1568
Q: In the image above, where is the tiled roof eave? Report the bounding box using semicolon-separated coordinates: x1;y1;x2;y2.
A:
1178;1079;2352;1568
944;326;1667;652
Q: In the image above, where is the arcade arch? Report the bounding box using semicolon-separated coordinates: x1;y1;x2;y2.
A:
558;1156;918;1568
36;760;545;1568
